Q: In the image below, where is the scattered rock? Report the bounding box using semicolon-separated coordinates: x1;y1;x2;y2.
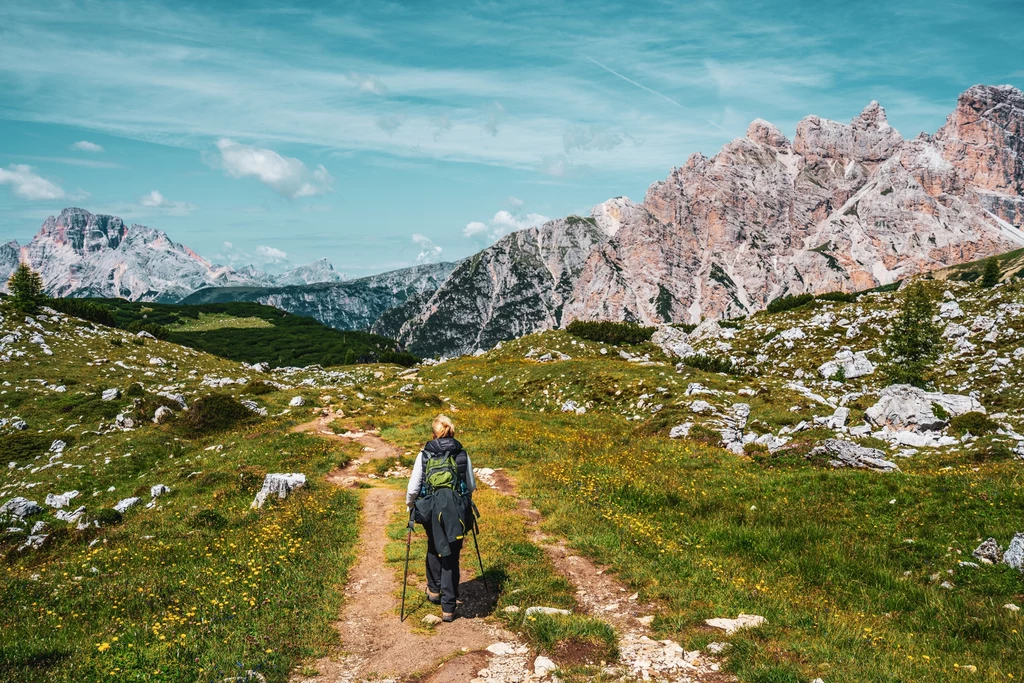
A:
44;490;80;509
669;423;693;439
973;537;1003;564
0;497;44;521
865;384;984;432
150;484;170;498
251;473;306;509
524;606;571;617
818;349;875;379
289;396;306;407
240;399;268;418
486;642;516;656
705;614;768;634
705;642;732;655
1003;533;1024;571
690;399;714;414
650;326;695;358
1005;603;1020;612
534;655;557;677
101;388;121;401
153;406;174;424
810;439;899;472
113;497;140;514
422;614;442;626
560;399;586;415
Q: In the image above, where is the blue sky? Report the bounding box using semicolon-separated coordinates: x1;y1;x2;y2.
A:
1;0;1022;277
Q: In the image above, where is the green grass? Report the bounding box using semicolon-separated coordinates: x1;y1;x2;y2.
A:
166;312;275;332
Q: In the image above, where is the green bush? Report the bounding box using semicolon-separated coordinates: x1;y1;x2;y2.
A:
6;264;47;313
125;321;169;340
673;322;698;334
981;258;1001;288
92;509;123;527
241;380;277;396
0;433;55;467
766;293;814;314
189;509;228;530
377;350;420;368
682;353;738;374
815;290;858;304
179;393;256;434
882;282;941;387
566;320;655;345
48;298;117;327
948;411;999;436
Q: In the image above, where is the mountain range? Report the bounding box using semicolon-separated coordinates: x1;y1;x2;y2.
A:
3;85;1022;357
0;208;347;302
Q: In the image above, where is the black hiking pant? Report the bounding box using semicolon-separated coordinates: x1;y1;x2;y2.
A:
422;524;462;614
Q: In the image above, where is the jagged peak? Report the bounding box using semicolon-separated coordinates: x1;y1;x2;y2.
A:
746;118;791;149
590;197;637;237
852;100;890;130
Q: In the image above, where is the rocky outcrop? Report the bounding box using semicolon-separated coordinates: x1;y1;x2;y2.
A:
810;439;900;472
189;261;458;333
274;258;347;286
865;384;984;432
388;217;609;357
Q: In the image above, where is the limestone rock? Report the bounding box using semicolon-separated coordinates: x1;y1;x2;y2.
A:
101;388;120;401
705;614;768;634
818;349;875;379
973;537;1003;564
650;325;695;358
1004;533;1024;571
153;406;174;424
113;497;140;514
534;655;557;677
810;439;899;472
0;497;44;521
289;396;305;407
524;606;571;617
44;491;79;509
865;384;984;432
251;473;306;509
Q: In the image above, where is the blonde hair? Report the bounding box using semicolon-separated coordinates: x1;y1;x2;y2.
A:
431;414;455;438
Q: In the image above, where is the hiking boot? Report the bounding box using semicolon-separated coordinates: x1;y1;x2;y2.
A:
425;589;441;605
441;612;456;623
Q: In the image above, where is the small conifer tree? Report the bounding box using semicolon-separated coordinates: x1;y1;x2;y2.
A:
882;281;941;387
980;258;1000;288
6;264;47;313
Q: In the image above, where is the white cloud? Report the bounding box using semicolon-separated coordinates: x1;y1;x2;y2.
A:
0;164;65;201
71;140;104;152
463;203;550;242
376;114;406;135
138;190;195;215
484;101;507;136
432;112;453;141
256;245;288;262
346;72;388;96
412;233;442;264
214;139;333;199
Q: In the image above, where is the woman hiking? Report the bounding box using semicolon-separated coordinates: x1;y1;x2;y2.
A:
406;414;476;622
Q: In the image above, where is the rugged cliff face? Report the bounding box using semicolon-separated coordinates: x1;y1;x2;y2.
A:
183;261;458;332
563;86;1024;326
382;216;611;356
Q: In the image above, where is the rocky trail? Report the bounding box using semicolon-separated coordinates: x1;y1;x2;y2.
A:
290;412;732;683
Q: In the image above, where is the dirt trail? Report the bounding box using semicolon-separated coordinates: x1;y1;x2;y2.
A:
291;412;514;683
292;412;731;682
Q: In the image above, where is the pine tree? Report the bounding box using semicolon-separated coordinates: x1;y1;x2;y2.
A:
343;349;357;365
6;264;47;313
882;281;941;388
980;257;1000;288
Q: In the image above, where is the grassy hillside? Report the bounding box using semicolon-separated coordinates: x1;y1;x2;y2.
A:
0;300;425;681
82;299;418;368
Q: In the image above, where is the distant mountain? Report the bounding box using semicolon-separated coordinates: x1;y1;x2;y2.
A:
181;261;458;331
275;258;347;286
0;208;348;301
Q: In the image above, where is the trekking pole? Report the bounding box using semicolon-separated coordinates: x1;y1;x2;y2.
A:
400;508;415;622
470;521;491;594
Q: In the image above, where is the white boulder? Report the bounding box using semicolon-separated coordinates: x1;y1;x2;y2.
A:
1004;533;1024;572
289;396;306;407
251;473;306;509
650;326;695;358
865;384;984;432
44;490;80;509
818;349;875;380
810;439;899;473
705;614;767;634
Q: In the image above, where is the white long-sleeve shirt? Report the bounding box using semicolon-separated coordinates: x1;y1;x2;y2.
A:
406;451;476;508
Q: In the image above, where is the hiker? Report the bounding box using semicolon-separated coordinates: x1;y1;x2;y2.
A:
406;414;476;622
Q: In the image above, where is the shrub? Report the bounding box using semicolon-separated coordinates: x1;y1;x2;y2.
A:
815;290;858;304
719;319;743;329
948;411;999;436
682;353;737;374
178;393;255;434
0;433;55;466
378;350;420;368
242;380;276;396
125;321;169;340
687;424;722;447
882;282;941;387
91;509;123;527
673;322;698;334
124;382;145;398
566;320;655;345
766;293;814;314
48;298;117;327
189;509;228;530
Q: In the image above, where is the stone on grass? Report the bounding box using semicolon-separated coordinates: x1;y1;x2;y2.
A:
1003;533;1024;571
150;484;170;498
651;326;695;359
810;439;899;472
534;655;557;677
422;614;442;626
706;642;732;655
240;400;268;418
525;606;571;617
705;614;768;634
865;385;984;432
55;506;86;523
818;349;875;380
113;497;140;514
153;406;174;424
972;537;1003;564
0;497;44;521
690;400;714;414
1005;603;1021;612
45;490;79;509
101;388;120;401
669;423;693;439
251;473;306;509
289;396;305;407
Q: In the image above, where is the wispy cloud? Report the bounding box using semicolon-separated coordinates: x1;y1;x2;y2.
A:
213;139;333;199
483;101;507;136
411;233;442;264
71;140;104;152
138;190;195;215
346;72;388;96
376;114;406;135
463;200;549;242
0;164;65;200
256;244;287;262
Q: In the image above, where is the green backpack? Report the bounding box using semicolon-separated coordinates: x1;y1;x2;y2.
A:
422;450;460;495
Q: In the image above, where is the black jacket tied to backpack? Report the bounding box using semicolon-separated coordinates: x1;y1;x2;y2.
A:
407;437;476;557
